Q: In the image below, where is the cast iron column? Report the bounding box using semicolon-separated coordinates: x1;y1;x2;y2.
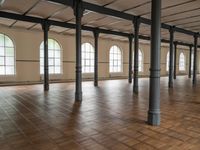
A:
128;35;133;83
74;0;84;101
93;29;99;87
42;21;50;91
193;33;198;86
148;0;161;126
133;17;140;94
168;27;174;88
174;42;177;79
188;45;192;78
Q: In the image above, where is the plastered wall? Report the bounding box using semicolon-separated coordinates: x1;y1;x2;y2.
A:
0;26;199;84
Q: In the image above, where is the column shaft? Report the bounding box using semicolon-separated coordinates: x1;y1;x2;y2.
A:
148;0;161;126
133;17;140;94
94;30;99;87
42;21;50;91
128;35;133;83
74;0;83;101
168;27;174;88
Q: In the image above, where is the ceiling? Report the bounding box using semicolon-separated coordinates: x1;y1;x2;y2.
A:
0;0;199;45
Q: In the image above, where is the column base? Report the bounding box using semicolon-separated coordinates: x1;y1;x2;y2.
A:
94;83;98;87
75;92;82;101
133;85;138;94
147;111;160;126
128;79;132;84
44;85;49;91
168;82;173;88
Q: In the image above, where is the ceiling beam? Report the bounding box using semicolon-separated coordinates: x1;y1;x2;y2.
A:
0;11;198;48
47;0;197;36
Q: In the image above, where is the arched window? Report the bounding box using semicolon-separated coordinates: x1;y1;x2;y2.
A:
191;53;194;71
40;39;62;74
138;49;143;72
0;34;15;75
82;43;94;73
179;52;185;71
166;52;169;71
132;49;143;72
109;45;122;73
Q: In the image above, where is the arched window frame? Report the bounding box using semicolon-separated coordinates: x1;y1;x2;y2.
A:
191;52;194;71
0;33;16;76
109;45;123;73
179;52;185;71
138;49;143;72
166;51;169;71
40;38;62;75
81;42;95;73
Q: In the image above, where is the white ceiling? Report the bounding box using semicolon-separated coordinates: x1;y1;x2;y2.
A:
0;0;199;44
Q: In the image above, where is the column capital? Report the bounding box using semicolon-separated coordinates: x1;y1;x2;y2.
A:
194;32;199;39
93;28;100;38
128;34;133;42
41;20;50;31
169;26;175;34
174;41;178;46
133;16;141;28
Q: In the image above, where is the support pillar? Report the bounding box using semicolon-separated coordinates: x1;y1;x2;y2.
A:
93;29;99;87
168;27;174;88
74;0;84;101
188;45;192;78
42;21;50;91
174;42;177;79
148;0;161;126
193;33;198;86
133;17;140;94
128;35;133;83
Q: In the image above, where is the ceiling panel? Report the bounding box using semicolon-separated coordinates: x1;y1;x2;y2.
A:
13;21;35;29
28;1;66;18
50;7;74;22
106;0;150;12
0;0;40;14
83;0;116;6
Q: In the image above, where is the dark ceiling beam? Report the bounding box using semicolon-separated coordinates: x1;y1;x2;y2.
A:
0;11;199;48
47;0;73;7
47;0;196;36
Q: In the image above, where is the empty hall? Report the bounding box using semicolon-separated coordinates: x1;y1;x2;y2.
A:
0;0;200;149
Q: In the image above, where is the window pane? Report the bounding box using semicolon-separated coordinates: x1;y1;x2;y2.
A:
5;36;13;47
48;39;54;49
40;49;44;58
0;57;4;65
0;47;4;56
48;50;54;57
48;58;54;66
6;66;14;75
40;66;44;74
49;67;54;74
55;59;60;66
55;50;60;58
0;66;5;75
55;67;60;74
5;48;14;57
6;57;14;66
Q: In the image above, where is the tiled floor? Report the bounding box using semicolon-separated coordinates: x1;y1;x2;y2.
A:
0;76;200;150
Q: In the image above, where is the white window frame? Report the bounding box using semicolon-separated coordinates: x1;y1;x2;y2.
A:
179;52;185;71
40;39;62;76
109;45;123;73
81;42;95;74
0;33;16;77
